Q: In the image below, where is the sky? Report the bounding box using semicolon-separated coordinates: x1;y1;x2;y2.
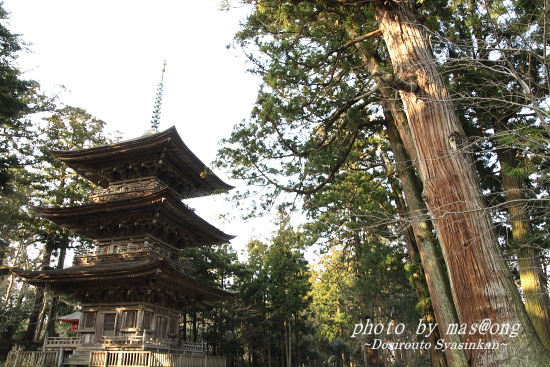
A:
3;0;270;255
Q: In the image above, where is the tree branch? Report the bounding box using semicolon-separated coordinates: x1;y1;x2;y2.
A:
346;29;383;46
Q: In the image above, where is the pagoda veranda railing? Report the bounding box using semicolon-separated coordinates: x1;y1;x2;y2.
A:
100;336;205;353
89;178;167;204
6;349;226;367
73;237;196;276
72;176;198;276
42;335;205;353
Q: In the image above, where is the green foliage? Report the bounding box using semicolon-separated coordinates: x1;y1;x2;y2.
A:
216;0;388;218
0;6;36;127
265;218;311;314
0;3;52;195
203;218;314;366
301;152;421;363
216;2;435;364
217;0;550;362
181;243;242;290
179;244;247;361
33;107;116;207
0;105;118;340
438;0;550;259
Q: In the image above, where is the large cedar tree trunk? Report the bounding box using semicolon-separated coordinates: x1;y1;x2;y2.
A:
373;1;549;365
386;121;466;366
350;27;466;365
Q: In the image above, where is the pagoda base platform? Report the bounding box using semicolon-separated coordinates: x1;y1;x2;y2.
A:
5;347;226;367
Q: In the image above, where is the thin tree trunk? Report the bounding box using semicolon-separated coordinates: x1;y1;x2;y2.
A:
23;240;54;342
192;311;198;342
45;246;66;337
497;144;550;348
23;287;44;342
268;333;272;367
294;314;301;367
373;1;549;365
3;239;27;305
0;238;8;269
382;146;447;367
284;319;290;367
35;296;50;341
182;312;187;341
352;230;383;367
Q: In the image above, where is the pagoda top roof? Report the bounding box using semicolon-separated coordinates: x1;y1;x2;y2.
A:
12;258;237;303
51;126;233;198
33;187;235;247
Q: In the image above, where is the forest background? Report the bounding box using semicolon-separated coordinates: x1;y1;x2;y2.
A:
0;1;549;367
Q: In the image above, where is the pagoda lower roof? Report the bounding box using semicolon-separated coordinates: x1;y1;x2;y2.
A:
12;258;236;305
34;187;234;247
50;126;233;198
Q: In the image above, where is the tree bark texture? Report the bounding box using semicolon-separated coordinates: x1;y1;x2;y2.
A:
386;121;467;367
389;180;448;367
349;26;466;365
497;146;550;349
23;240;54;342
373;1;549;365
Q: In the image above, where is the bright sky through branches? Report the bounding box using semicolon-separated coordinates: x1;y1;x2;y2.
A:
3;0;264;253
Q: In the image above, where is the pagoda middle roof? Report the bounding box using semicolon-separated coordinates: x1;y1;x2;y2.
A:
50;126;233;198
12;258;237;303
34;187;235;247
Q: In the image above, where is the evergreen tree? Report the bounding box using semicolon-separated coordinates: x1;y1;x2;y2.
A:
441;0;550;348
225;220;312;367
218;1;550;365
264;217;311;367
0;106;117;341
0;3;49;195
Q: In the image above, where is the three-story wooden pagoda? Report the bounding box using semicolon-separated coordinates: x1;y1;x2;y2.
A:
12;127;235;366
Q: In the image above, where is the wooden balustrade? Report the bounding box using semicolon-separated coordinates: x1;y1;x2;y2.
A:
40;335;204;354
180;341;206;353
89;351;226;367
102;335;143;346
73;242;196;275
143;336;173;349
90;178;166;204
5;350;59;367
6;349;223;367
43;336;84;349
100;336;203;353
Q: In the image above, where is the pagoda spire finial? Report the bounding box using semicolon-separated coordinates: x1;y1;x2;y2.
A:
150;60;166;130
